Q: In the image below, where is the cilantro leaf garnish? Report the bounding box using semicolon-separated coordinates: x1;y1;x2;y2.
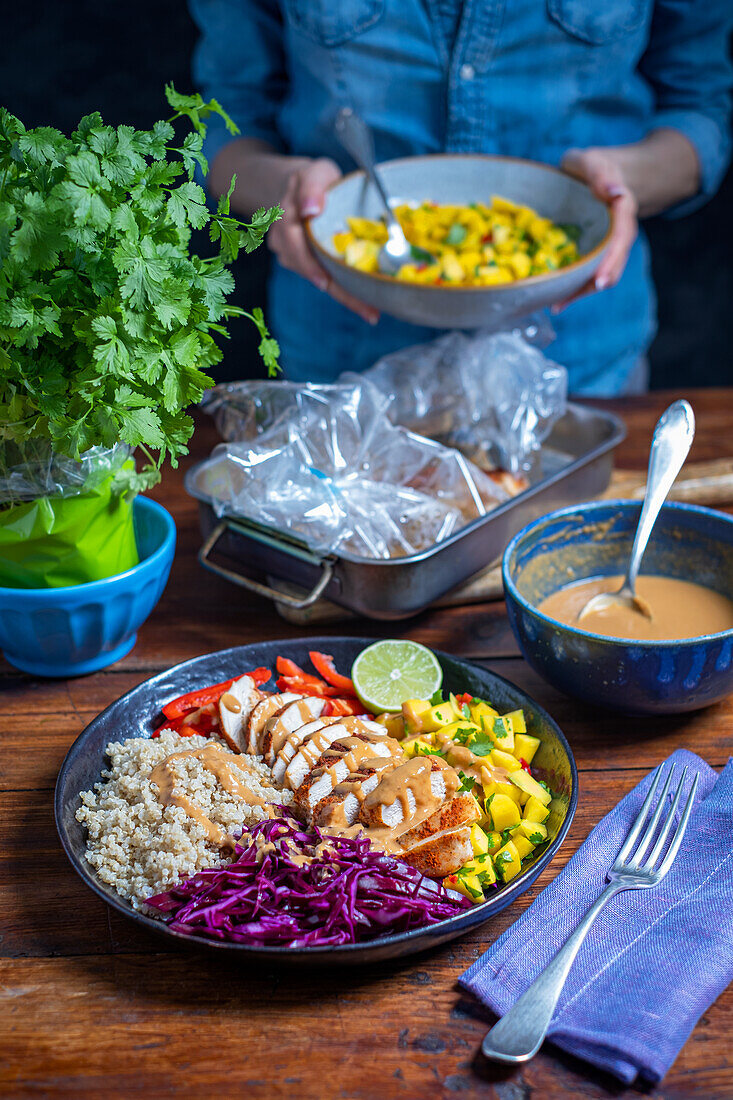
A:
493;718;509;740
457;772;476;794
467;734;494;757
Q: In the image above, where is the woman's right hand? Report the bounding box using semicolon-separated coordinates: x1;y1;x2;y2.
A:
267;158;379;325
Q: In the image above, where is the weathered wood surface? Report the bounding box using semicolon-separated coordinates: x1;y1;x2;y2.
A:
1;389;732;1099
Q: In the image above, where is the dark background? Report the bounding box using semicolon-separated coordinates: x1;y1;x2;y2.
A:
4;0;732;390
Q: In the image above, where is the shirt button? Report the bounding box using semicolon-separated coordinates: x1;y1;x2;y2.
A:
460;63;475;81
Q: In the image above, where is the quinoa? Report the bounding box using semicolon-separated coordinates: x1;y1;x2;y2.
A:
76;730;292;912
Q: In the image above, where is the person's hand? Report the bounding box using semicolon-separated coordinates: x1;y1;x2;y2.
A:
267;157;379;325
553;146;639;312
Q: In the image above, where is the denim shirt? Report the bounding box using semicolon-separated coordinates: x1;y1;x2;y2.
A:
189;0;732;395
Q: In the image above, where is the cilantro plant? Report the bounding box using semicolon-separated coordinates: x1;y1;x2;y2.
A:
0;86;281;491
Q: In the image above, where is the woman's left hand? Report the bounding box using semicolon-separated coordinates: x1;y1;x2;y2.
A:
553;146;639;311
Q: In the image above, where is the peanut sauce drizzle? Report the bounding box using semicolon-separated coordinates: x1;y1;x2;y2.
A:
266;699;330;757
149;743;266;850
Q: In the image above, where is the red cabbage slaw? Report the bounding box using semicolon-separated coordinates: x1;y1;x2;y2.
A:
146;814;471;947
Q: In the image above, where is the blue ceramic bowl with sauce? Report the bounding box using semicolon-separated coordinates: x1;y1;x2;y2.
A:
502;501;733;715
0;497;176;678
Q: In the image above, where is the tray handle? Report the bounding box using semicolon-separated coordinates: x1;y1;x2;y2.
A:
198;520;334;609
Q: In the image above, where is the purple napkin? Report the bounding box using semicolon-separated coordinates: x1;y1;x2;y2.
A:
460;748;733;1085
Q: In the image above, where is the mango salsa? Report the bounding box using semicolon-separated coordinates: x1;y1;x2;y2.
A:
396;686;556;905
333;196;580;286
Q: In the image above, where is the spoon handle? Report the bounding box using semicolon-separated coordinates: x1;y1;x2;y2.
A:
335;108;399;229
626;399;695;592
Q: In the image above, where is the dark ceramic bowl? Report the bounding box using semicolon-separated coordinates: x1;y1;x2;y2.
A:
55;637;577;965
503;501;733;715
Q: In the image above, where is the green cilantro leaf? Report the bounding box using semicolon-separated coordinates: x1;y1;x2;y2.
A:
0;88;280;486
457;772;476;794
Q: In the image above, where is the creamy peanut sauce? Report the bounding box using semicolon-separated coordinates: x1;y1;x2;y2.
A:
539;574;733;641
266;699;329;757
308;735;402;784
219;691;241;713
149;743;266;849
359;757;460;854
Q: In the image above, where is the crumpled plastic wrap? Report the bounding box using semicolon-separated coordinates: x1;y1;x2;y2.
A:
344;328;567;474
0;441;132;505
199;381;513;560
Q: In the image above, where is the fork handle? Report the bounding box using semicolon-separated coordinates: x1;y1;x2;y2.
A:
481;881;623;1063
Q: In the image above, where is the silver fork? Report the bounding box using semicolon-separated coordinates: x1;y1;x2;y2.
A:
481;764;700;1064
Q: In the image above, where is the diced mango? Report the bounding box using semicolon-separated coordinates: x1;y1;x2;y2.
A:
483;778;523;807
510;769;552;805
470;824;490;856
423;700;459;732
504;709;527;734
513;732;540;763
513;834;535;860
482;714;514;751
376;713;406;739
462;854;497;885
437;720;480;742
487;793;521;832
445;872;484;901
401;698;431;734
517;821;548;843
402;736;434;759
470;700;499;726
494;840;522;882
523;795;551;823
486;830;502;851
489;748;522;773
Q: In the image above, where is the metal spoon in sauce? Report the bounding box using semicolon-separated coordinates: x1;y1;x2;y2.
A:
577;399;695;623
335;107;427;275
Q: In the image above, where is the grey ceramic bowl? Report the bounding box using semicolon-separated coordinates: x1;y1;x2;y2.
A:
503;502;733;715
306;154;612;328
55;637;577;965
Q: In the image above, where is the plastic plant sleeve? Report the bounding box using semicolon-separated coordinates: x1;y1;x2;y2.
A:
0;444;139;589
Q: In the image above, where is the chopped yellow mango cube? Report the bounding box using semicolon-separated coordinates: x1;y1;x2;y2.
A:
523;795;551;823
513;732;540;763
470;824;490;856
510;769;552;805
517;821;548;843
487;793;521;832
490;748;523;772
494;840;522;882
401;698;432;734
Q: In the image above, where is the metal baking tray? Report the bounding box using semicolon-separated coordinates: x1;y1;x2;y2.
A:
185;402;625;620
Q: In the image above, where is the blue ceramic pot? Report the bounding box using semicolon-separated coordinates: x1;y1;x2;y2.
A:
502;501;733;714
0;496;176;678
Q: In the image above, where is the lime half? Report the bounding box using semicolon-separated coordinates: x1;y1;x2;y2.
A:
351;640;443;713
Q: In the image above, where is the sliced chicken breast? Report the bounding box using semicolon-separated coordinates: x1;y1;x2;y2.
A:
217;676;262;754
295;736;404;820
283;725;352;791
359;758;451;832
396;793;481;850
400;826;474;878
260;696;327;765
312;769;383;830
244;692;300;754
270;717;343;786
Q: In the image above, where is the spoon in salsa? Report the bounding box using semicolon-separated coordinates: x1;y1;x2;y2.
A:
577;399;695;623
335;107;429;276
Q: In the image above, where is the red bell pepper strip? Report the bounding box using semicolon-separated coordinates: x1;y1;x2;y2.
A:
324;696;365;717
162;679;235;719
161;668;272;720
276;656;307;678
276;674;341;698
308;651;355;695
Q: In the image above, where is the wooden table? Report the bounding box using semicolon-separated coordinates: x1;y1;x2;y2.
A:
2;389;732;1100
